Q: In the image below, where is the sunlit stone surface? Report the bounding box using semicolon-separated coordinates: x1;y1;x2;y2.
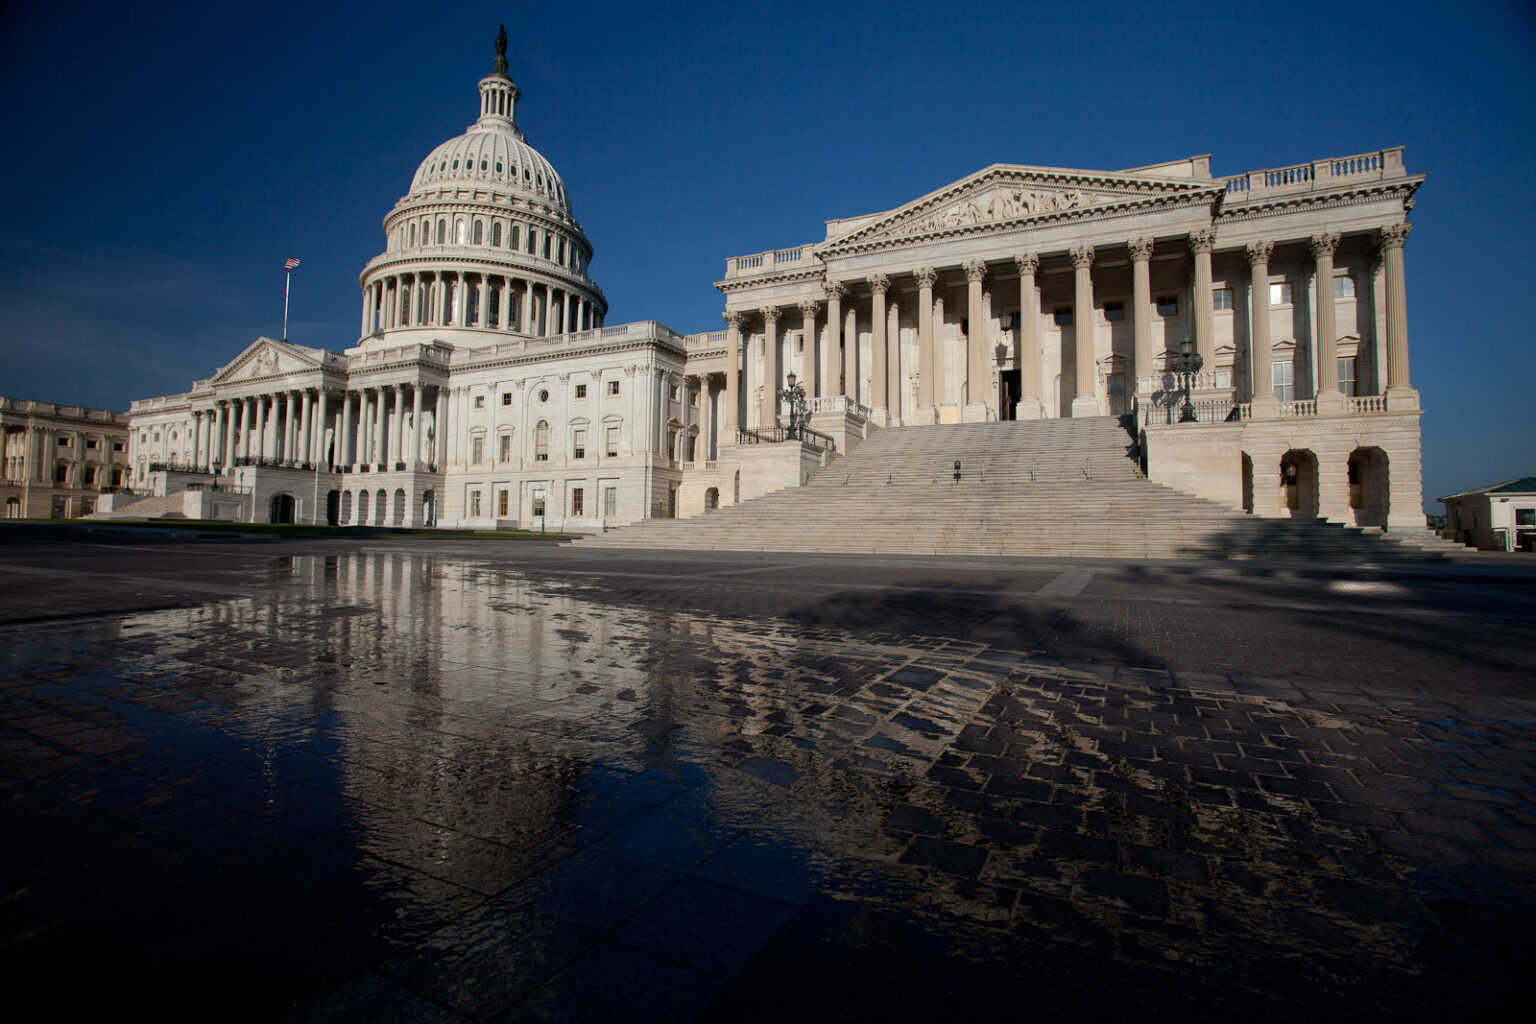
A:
0;537;1532;1020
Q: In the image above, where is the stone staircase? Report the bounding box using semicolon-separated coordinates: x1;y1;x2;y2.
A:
574;418;1460;561
83;493;188;521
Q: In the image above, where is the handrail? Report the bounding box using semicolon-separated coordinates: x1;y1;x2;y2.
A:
735;426;837;452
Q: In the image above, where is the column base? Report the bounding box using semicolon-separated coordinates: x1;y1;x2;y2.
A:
1314;390;1348;416
1069;395;1100;418
914;404;938;425
1385;385;1420;411
1248;394;1280;420
962;401;990;423
1015;398;1045;420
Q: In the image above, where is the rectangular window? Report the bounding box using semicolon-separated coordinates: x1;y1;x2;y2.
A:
497;490;509;517
1273;361;1295;402
469;490;482;517
112;441;124;452
471;437;484;463
501;392;511;406
608;380;620;396
1270;281;1293;305
669;384;680;401
1052;306;1073;327
473;395;485;409
575;384;587;399
1516;509;1535;528
1212;288;1233;310
85;439;99;450
573;428;586;460
1155;295;1178;316
1103;300;1125;322
1338;357;1357;397
571;487;584;517
603;486;618;517
54;465;67;483
57;436;70;447
606;426;619;457
499;434;511;462
1334;275;1357;298
532;489;546;517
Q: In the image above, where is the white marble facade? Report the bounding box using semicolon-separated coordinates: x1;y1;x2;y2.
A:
126;37;1428;533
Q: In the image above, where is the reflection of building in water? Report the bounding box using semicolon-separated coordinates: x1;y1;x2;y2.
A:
114;30;1428;535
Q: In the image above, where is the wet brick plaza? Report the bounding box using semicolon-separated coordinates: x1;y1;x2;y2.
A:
2;527;1534;1022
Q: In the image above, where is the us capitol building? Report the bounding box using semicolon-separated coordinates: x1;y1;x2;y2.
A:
115;34;1426;536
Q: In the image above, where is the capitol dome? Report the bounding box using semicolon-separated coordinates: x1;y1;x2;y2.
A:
357;28;606;346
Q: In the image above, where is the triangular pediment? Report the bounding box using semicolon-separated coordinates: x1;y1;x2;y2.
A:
211;337;324;385
825;164;1220;251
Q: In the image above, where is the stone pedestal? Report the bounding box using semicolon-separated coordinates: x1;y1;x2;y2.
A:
1248;394;1279;420
1315;389;1348;416
1016;397;1045;421
1070;395;1100;418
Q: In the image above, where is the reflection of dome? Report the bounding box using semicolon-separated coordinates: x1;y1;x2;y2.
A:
357;30;606;345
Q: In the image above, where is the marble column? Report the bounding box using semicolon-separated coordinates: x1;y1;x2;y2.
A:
823;280;845;401
255;397;269;458
1189;229;1217;365
798;300;818;397
962;261;987;419
1128;239;1154;402
1069;245;1098;417
1246;241;1277;417
340;392;354;469
298;391;311;465
760;307;780;427
231;401;244;464
843;304;857;402
411;385;424;465
281;392;294;462
1381;223;1414;400
868;274;890;419
1311;232;1344;409
915;267;937;420
390;386;404;466
315;390;330;466
435;387;447;466
724;311;742;433
1014;254;1042;419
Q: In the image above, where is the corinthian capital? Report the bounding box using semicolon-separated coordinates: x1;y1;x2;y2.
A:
1379;222;1411;250
1127;237;1154;262
1014;252;1040;276
914;266;938;289
1188;228;1216;254
1245;240;1274;266
866;273;891;295
1309;232;1341;259
822;278;847;300
723;310;743;330
760;306;781;325
797;299;819;318
963;260;988;283
1069;244;1095;270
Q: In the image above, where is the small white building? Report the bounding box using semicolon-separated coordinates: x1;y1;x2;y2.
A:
1441;478;1536;551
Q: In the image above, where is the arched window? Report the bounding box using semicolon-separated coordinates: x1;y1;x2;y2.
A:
534;421;550;462
491;221;502;247
472;220;483;245
543;235;551;260
408;223;416;247
455;218;466;245
436;219;446;244
527;229;536;254
510;224;520;249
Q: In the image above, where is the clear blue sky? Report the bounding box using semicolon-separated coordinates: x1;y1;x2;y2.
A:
2;0;1531;513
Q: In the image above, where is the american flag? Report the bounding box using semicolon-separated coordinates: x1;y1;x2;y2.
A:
284;256;301;270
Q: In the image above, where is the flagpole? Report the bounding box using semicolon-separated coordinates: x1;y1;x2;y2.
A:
283;269;292;340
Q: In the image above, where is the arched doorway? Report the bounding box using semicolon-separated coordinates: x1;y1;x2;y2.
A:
325;489;340;527
1348;447;1390;529
374;489;387;526
340;490;353;525
1280;450;1320;518
393;488;406;526
1241;453;1254;514
422;489;435;527
356;490;370;525
269;493;296;524
705;487;719;511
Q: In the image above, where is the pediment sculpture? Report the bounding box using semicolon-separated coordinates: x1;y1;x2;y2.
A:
876;184;1119;240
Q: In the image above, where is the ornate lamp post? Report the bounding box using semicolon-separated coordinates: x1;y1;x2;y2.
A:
1174;335;1204;423
779;371;808;439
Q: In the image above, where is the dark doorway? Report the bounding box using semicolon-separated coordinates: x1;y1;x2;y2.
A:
325;489;340;526
269;493;296;524
999;369;1021;420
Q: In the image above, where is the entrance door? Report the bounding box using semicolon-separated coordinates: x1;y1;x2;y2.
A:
1107;373;1127;416
999;369;1021;420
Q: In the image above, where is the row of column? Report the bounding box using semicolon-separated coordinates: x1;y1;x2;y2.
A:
720;223;1413;429
362;271;599;338
184;385;449;474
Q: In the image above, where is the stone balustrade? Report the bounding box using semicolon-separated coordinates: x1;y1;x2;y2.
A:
1223;147;1404;197
721;244;820;280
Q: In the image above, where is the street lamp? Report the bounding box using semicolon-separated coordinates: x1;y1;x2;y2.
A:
1174;335;1204;423
779;371;807;439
